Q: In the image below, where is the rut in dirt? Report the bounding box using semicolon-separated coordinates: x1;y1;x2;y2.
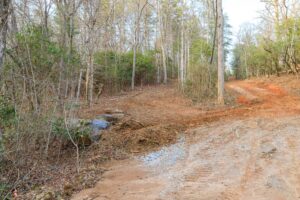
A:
72;80;300;200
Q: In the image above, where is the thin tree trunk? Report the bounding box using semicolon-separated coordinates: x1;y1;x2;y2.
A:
217;0;224;105
131;10;139;90
186;39;190;79
157;0;167;84
210;0;217;64
89;55;94;104
180;14;185;88
86;53;94;106
156;53;161;84
76;69;83;102
85;65;90;102
161;44;167;84
131;0;148;90
0;0;10;75
132;43;137;90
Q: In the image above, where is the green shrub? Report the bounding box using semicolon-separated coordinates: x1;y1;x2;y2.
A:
94;50;156;93
0;95;16;158
0;96;16;128
51;118;91;145
0;183;10;200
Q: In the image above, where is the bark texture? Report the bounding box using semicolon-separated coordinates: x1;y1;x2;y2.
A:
217;0;224;105
0;0;10;73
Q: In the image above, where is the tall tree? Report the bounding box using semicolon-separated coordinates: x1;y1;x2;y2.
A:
217;0;224;104
82;0;100;105
180;0;185;88
131;0;148;90
0;0;10;74
157;0;167;84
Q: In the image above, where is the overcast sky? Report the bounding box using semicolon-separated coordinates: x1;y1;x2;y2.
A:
223;0;264;65
223;0;264;39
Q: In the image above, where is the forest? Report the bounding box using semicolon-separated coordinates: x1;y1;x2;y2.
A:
232;1;300;79
2;0;300;199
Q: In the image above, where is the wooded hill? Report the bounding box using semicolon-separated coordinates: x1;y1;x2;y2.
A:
1;0;300;199
232;0;300;79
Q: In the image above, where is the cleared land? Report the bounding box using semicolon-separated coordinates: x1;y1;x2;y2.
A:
71;76;300;200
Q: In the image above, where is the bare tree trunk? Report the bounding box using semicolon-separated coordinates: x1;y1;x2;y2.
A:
157;0;167;84
10;0;18;33
131;5;139;90
0;0;10;75
131;0;148;90
132;41;137;90
119;0;126;52
156;53;160;83
210;0;217;64
155;1;160;84
217;0;224;105
161;43;167;84
76;69;83;103
85;53;94;106
186;39;190;79
89;54;94;104
180;14;184;88
82;0;100;105
85;66;90;102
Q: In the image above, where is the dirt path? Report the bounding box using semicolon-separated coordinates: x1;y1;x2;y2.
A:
73;80;300;200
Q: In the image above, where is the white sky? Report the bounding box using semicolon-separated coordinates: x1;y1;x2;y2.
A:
223;0;264;66
223;0;264;39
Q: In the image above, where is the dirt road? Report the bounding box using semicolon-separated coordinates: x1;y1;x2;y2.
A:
73;79;300;200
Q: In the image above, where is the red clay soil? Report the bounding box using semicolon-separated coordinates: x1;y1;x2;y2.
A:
72;76;300;200
15;76;300;200
227;79;300;117
79;79;300;157
76;79;300;155
81;78;300;129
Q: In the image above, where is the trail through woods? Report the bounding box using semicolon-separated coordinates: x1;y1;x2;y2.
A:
73;78;300;200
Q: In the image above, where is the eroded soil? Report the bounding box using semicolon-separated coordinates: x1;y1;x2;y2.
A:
73;78;300;200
